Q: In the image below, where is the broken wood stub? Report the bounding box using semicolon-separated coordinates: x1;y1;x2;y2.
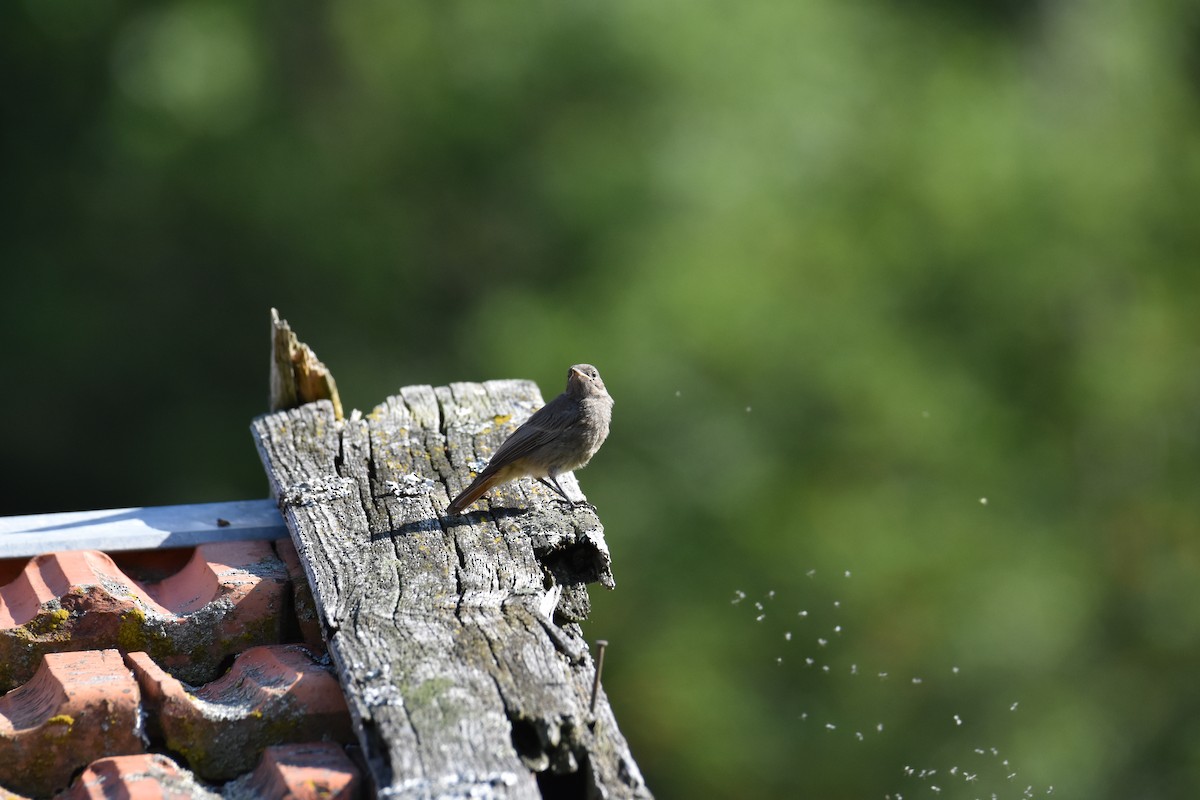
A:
269;308;343;420
251;380;651;799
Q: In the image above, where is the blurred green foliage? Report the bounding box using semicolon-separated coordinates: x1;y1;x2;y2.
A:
3;1;1199;797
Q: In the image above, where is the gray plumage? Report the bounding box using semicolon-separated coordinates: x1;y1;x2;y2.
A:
447;364;613;515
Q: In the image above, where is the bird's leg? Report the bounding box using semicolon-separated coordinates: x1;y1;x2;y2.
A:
537;476;571;501
536;476;592;509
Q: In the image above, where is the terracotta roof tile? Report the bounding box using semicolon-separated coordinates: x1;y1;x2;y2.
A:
0;543;290;692
0;649;143;797
224;743;362;800
0;539;364;798
56;753;219;800
126;645;353;782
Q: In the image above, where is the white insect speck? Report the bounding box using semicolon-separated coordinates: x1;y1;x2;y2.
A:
746;406;752;413
675;390;682;397
952;666;960;674
784;632;792;641
922;410;931;418
755;614;765;622
817;638;828;647
766;590;775;599
878;672;889;679
798;610;808;617
731;590;746;604
850;663;858;675
903;766;914;776
776;657;783;665
754;601;764;611
974;749;986;755
954;715;963;726
799;712;808;720
822;665;830;672
912;677;923;684
965;773;977;783
980;497;988;505
825;723;836;731
844;570;852;577
833;600;841;608
834;625;842;634
805;657;815;666
931;787;941;794
876;723;884;732
1010;701;1019;711
855;731;864;741
806;569;816;578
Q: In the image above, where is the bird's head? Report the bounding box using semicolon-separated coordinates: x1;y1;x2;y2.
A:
567;364;607;398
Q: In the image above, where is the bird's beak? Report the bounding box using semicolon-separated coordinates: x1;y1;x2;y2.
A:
570;367;587;380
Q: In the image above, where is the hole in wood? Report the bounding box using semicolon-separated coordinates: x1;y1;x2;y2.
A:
535;750;591;800
510;716;547;770
540;541;607;587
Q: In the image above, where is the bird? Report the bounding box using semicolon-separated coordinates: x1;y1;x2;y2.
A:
447;364;613;515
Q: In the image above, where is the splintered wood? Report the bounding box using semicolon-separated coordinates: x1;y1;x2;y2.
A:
269;308;343;420
251;381;651;799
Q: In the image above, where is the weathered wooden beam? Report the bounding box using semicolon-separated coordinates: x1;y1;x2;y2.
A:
251;382;651;799
0;499;286;559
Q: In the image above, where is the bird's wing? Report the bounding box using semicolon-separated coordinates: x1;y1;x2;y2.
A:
481;397;575;472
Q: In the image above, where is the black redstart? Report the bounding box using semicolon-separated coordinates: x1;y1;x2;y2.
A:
447;364;613;515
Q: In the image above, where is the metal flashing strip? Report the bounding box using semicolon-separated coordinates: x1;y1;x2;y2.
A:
0;499;287;558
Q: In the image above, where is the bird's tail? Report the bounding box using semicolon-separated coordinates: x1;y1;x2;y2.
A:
447;471;503;515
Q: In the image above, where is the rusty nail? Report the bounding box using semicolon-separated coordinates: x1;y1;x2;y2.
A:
590;639;609;714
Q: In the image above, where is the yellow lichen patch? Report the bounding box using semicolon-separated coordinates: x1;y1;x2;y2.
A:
25;607;70;637
117;607;148;651
43;714;74;738
493;414;512;425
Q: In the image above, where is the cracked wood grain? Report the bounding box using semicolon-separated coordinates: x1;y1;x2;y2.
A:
251;381;651;800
